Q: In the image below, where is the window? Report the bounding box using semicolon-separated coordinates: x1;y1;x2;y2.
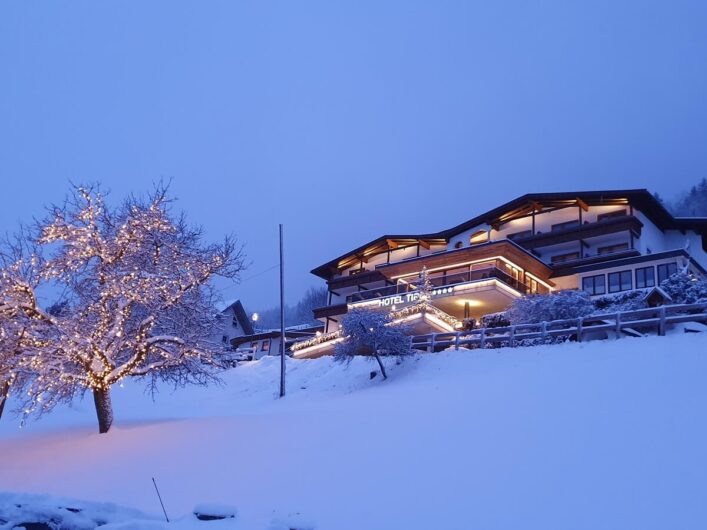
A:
597;209;627;222
551;252;580;264
222;335;229;344
454;241;463;249
657;262;678;284
608;270;632;293
635;266;655;289
469;230;489;246
508;230;532;241
598;243;629;255
232;316;239;328
261;340;270;352
250;341;258;350
582;275;606;295
551;220;580;232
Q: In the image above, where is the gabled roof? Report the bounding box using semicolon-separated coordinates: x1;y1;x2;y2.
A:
230;323;324;347
311;189;707;279
220;299;254;335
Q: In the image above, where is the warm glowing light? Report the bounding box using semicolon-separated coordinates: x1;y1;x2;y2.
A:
251;312;259;322
456;299;483;307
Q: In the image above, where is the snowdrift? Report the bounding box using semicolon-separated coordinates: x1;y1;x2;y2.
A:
1;333;707;529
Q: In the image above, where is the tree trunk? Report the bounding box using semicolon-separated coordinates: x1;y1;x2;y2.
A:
0;379;9;420
373;350;388;380
93;387;114;434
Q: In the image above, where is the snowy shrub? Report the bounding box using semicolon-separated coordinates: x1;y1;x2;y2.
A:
593;291;647;313
479;312;510;329
506;290;594;324
660;272;707;304
335;308;411;379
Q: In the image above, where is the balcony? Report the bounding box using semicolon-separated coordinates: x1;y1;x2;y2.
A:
511;215;643;250
346;266;535;304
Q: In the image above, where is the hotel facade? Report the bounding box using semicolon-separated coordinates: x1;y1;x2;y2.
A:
292;190;707;358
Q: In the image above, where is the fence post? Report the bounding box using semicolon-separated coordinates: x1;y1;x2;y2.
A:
658;306;666;336
479;328;486;349
577;317;583;343
615;312;622;338
541;321;547;339
509;325;515;348
430;333;436;353
454;332;460;351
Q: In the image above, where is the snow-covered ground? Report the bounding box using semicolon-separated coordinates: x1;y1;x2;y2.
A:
1;333;707;529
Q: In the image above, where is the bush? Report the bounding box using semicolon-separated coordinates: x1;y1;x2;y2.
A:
593;291;647;313
660;272;707;304
478;312;510;329
506;290;594;324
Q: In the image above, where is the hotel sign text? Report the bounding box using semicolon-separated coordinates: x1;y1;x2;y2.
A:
377;287;454;307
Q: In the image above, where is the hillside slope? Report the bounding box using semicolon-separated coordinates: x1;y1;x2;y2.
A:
1;333;706;529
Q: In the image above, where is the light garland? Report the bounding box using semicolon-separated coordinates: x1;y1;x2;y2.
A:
291;330;343;352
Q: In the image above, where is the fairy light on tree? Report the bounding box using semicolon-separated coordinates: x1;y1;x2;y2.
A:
0;184;244;433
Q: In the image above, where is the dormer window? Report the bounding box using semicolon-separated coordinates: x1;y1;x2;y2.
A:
469;230;489;246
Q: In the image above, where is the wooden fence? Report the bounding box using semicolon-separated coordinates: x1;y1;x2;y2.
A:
410;302;707;352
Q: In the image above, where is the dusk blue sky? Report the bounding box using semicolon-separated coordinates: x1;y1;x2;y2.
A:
2;1;707;310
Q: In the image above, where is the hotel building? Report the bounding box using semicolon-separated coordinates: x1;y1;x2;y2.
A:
292;190;707;358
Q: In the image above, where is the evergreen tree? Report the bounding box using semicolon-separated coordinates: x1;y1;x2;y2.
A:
672;178;707;216
414;266;434;305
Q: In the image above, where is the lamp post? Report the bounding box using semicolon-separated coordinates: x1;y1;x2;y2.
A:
279;224;286;398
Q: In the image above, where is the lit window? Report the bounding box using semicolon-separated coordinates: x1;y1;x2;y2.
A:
469;230;488;246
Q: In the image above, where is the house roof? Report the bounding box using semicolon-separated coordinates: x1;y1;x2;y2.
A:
311;189;707;279
220;299;255;335
230;323;324;347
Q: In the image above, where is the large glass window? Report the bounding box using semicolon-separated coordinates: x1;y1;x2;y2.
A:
657;262;678;284
635;266;656;289
608;270;632;293
582;275;606;295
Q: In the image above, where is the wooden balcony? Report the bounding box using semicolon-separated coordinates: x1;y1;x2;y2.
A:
511;215;643;250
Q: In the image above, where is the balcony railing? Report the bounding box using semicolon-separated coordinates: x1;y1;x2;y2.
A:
346;266;537;304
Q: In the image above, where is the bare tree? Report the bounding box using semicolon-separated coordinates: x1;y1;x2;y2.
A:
0;184;244;433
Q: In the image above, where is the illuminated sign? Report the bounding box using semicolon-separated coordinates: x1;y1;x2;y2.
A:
377;287;454;307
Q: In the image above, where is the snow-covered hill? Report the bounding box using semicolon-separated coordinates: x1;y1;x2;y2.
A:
1;333;707;529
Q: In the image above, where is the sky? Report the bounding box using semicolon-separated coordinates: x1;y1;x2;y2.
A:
1;1;707;310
